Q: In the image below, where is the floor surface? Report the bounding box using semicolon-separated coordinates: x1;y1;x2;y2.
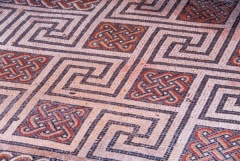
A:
0;0;240;160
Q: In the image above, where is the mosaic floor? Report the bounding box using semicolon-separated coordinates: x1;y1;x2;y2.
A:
0;0;240;160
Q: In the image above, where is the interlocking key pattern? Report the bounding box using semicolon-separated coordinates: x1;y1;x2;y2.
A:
182;127;240;161
15;100;90;144
178;0;238;23
85;22;147;53
231;48;240;66
0;0;240;160
127;69;194;106
0;52;49;83
7;0;100;10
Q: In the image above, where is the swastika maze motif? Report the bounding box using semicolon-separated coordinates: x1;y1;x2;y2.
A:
15;100;91;144
84;22;147;53
127;69;194;106
0;0;240;160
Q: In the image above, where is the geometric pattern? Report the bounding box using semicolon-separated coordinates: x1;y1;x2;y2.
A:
84;22;147;53
0;0;240;160
126;69;195;106
84;109;176;160
145;25;226;66
0;86;26;133
0;10;87;50
45;56;127;98
1;0;100;10
181;126;240;161
106;0;181;19
178;0;238;24
198;78;240;124
0;51;50;83
14;100;91;144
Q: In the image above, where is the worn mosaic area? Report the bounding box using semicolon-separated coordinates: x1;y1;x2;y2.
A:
0;0;239;160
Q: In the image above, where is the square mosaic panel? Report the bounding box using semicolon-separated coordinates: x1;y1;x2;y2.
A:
178;0;238;24
125;68;196;107
14;100;92;145
0;51;51;84
84;22;148;53
180;125;240;161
